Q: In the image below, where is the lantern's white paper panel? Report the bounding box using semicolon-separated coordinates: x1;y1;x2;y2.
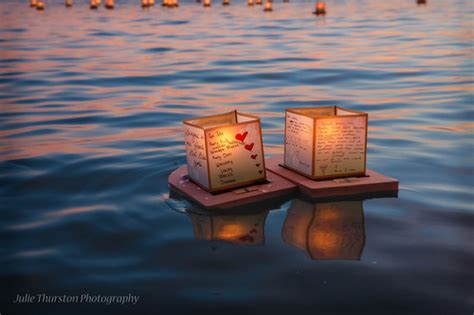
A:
284;111;314;175
284;106;367;180
314;115;367;177
184;124;209;187
183;111;266;192
283;199;365;260
206;120;264;191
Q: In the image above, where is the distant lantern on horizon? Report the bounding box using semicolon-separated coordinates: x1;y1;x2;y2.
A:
142;0;149;7
247;0;254;5
105;0;114;9
30;0;37;7
255;0;262;5
149;0;155;6
416;0;427;4
313;1;326;15
223;0;230;5
36;0;45;10
204;0;211;7
90;0;99;9
263;0;272;11
65;0;73;7
162;0;168;7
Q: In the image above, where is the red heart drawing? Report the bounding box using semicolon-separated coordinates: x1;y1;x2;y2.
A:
235;131;248;142
245;143;254;151
256;163;261;167
251;154;258;159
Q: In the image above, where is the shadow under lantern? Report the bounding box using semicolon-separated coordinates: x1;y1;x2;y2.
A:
283;199;365;260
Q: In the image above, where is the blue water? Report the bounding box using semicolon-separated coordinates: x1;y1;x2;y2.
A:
0;0;473;314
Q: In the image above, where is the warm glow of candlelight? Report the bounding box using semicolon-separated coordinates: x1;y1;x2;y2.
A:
90;0;99;9
36;0;44;10
223;0;230;5
255;0;262;4
204;0;211;7
142;0;149;7
105;0;114;9
30;0;37;7
149;0;155;6
314;1;326;15
264;0;272;11
65;0;73;7
247;0;254;5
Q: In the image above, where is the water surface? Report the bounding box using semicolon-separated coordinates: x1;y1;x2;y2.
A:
0;0;473;314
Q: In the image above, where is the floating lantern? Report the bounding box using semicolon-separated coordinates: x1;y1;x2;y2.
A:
263;0;272;11
142;0;149;8
203;0;211;7
183;110;266;193
188;210;268;245
149;0;155;6
255;0;262;5
247;0;254;5
105;0;114;9
283;199;365;260
90;0;99;9
65;0;73;7
30;0;37;7
313;1;326;15
416;0;427;4
284;106;368;180
171;0;179;7
162;0;168;7
223;0;230;5
36;0;44;10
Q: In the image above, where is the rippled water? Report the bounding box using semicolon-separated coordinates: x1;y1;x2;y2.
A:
1;0;473;314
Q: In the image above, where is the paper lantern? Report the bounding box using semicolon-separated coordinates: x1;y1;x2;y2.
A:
263;0;272;11
283;199;365;260
36;1;45;10
247;0;254;6
65;0;73;7
284;106;368;180
313;1;326;15
223;0;230;5
255;0;262;4
90;0;99;9
149;0;155;6
203;0;211;7
105;0;114;9
183;110;266;193
30;0;37;7
188;211;268;245
142;0;149;7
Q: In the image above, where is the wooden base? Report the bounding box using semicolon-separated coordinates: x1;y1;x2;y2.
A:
168;165;297;210
266;156;399;199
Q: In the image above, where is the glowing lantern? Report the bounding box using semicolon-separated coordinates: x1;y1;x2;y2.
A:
30;0;37;7
263;0;272;11
223;0;230;5
283;199;365;260
183;110;266;193
255;0;262;4
284;106;367;180
105;0;114;9
416;0;427;4
90;0;99;9
188;210;268;246
142;0;149;7
313;1;326;15
203;0;211;7
65;0;73;7
36;0;44;10
170;0;178;7
162;0;168;7
247;0;254;5
149;0;155;5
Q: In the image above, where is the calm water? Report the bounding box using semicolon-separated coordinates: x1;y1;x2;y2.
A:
0;0;473;314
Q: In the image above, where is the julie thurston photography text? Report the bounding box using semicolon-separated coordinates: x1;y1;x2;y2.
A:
12;293;140;305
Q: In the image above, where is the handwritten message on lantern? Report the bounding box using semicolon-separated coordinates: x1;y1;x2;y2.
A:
284;106;367;180
183;111;265;192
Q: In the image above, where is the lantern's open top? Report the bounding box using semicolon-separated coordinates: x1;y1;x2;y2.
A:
287;106;367;118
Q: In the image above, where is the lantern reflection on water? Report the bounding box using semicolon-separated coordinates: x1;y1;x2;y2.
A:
188;211;268;246
283;199;365;260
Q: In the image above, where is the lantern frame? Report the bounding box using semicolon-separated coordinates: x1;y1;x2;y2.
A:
284;106;368;180
183;110;267;193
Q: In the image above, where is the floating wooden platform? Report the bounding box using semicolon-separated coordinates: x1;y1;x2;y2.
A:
266;156;399;199
168;165;297;210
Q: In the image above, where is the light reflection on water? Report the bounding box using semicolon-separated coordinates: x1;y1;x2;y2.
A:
0;0;472;314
